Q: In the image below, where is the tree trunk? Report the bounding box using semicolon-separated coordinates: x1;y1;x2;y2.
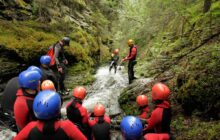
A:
203;0;212;13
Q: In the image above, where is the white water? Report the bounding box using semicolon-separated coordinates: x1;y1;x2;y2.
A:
83;66;128;116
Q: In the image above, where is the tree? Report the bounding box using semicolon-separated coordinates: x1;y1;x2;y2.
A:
203;0;212;13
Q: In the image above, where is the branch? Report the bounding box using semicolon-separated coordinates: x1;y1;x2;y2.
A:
176;30;220;61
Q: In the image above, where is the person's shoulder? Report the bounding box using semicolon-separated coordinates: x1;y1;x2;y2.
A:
104;116;111;124
60;120;77;129
25;121;38;129
54;42;61;48
78;105;88;115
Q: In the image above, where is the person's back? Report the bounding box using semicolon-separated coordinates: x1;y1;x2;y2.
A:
1;77;20;112
89;116;111;140
14;120;87;140
40;55;58;90
88;104;111;140
66;99;88;126
66;87;91;139
40;66;58;90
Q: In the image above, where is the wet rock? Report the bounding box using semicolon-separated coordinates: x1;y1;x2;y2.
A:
118;78;153;115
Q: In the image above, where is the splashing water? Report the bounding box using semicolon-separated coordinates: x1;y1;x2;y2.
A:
83;66;128;116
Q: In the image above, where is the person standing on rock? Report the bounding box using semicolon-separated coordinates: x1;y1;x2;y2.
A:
121;39;137;84
109;49;119;74
14;90;87;140
143;83;172;135
40;55;58;90
14;70;41;131
49;37;70;95
66;86;91;139
88;104;111;140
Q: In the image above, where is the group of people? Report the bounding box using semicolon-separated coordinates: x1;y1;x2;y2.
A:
120;83;172;140
109;39;137;84
0;37;172;140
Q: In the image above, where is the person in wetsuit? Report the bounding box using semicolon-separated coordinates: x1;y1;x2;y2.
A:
88;104;111;140
14;70;41;131
14;90;87;140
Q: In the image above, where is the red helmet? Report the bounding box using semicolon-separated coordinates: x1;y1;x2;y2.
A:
94;104;105;117
136;95;148;107
72;86;87;100
152;83;170;100
41;80;55;91
114;49;119;54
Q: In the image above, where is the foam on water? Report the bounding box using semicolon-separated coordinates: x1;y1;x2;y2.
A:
83;66;128;116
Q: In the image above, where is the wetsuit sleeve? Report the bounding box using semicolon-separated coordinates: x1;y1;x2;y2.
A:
79;107;89;123
63;120;87;140
125;47;137;60
145;108;161;130
13;122;36;140
139;107;149;119
104;116;111;124
54;44;61;67
139;112;147;120
14;99;29;130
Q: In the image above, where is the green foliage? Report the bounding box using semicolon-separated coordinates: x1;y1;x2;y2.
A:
172;115;220;140
65;62;95;88
176;45;220;118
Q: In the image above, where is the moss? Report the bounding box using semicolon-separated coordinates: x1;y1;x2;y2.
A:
172;115;220;140
65;62;95;88
15;0;28;8
0;20;59;63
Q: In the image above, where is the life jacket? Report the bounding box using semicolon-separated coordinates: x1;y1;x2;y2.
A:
88;116;111;140
128;45;137;60
47;42;62;66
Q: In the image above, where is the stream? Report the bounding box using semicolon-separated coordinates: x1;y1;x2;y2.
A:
83;66;128;116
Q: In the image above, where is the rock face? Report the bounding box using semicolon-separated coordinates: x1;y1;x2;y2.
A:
0;0;32;20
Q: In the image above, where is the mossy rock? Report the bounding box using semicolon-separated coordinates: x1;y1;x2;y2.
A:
118;78;153;115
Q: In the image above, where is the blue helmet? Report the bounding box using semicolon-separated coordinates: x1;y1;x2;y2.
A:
40;55;51;66
18;70;42;90
120;116;143;140
27;66;42;76
33;90;61;120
